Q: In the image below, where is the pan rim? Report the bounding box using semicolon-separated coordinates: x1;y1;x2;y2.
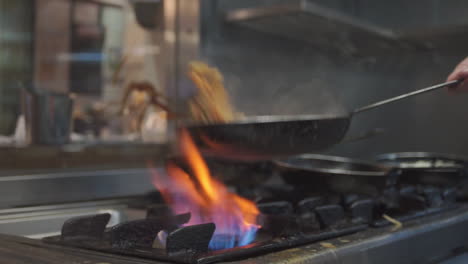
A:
184;113;350;127
376;152;468;162
274;154;393;177
375;152;468;170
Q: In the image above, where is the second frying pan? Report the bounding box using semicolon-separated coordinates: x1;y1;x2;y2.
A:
187;80;460;160
273;154;398;198
376;152;468;186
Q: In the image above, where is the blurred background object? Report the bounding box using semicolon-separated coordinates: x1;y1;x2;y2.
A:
0;0;34;135
0;0;168;144
0;0;170;175
21;84;74;145
120;81;169;142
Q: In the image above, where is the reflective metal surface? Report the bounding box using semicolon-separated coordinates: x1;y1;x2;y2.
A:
224;0;413;56
275;154;392;177
0;200;132;238
0;168;155;208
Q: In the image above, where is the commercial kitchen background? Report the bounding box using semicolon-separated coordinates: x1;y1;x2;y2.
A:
1;2;468;263
1;0;468;162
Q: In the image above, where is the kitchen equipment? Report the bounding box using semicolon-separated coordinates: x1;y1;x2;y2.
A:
225;0;468;55
276;154;393;178
376;152;468;186
5;207;468;264
21;85;74;145
274;154;398;197
188;80;460;160
3;149;468;264
40;167;468;264
224;0;415;57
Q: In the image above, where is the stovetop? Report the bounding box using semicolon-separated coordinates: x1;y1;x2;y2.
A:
4;154;468;264
3;205;468;264
37;179;467;264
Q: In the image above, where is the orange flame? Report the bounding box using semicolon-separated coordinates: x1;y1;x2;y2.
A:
151;129;260;250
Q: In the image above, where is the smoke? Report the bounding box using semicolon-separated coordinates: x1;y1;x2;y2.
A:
204;31;348;117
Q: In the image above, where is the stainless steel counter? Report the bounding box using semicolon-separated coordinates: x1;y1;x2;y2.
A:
0;143;169;171
0;200;140;238
0;168;157;208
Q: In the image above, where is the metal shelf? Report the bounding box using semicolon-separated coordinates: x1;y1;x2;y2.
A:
225;0;421;56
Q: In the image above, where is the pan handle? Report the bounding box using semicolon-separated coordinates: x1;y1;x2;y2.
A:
341;128;384;144
353;79;461;114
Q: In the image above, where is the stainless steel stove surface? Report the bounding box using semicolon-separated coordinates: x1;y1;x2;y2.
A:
0;199;143;239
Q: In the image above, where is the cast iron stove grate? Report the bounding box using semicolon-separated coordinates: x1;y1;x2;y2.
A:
42;198;371;264
42;184;460;264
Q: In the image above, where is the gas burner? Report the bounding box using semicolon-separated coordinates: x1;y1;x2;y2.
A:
43;203;367;264
39;152;468;263
42;182;461;264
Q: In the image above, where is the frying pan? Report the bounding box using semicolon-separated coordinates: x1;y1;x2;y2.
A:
187;80;460;160
375;152;468;186
273;154;399;198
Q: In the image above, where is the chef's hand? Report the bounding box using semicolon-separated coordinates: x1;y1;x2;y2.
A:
447;57;468;93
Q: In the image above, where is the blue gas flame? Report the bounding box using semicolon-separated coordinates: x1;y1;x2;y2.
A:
208;224;258;250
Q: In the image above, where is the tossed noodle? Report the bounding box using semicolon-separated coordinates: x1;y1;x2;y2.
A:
187;61;241;123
